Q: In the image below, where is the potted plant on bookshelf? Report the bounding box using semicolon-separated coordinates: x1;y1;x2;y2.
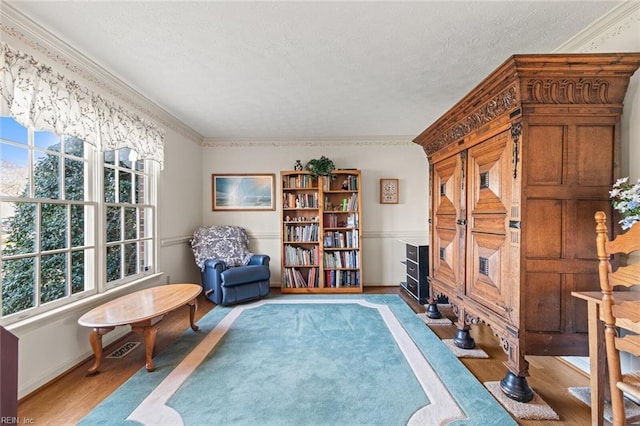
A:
305;156;336;180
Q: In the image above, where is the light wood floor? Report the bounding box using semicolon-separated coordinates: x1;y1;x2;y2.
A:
17;287;592;425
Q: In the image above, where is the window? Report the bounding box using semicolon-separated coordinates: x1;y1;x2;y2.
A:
0;116;157;324
103;149;155;285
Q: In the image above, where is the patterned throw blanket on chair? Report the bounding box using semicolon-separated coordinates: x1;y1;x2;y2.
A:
191;225;254;269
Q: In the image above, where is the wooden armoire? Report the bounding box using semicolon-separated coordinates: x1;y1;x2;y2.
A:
413;53;640;402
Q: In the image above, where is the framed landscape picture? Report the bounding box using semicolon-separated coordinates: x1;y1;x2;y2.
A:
212;174;276;211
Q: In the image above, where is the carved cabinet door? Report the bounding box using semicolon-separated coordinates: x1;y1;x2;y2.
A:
465;130;515;321
431;153;465;295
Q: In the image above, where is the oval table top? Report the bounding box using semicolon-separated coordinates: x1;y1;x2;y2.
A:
78;283;202;327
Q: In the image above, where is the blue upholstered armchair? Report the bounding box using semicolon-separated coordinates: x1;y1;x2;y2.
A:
191;226;270;306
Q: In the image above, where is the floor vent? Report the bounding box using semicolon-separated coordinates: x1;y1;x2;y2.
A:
107;342;140;359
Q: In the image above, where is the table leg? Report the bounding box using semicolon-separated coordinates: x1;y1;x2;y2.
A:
587;300;606;426
130;320;161;372
87;327;115;375
188;298;199;332
142;326;157;372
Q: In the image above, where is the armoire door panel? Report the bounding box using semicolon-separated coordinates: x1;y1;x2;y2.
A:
568;273;600;333
467;231;511;319
524;272;562;333
432;155;462;217
575;125;615;186
524;199;562;259
432;151;464;294
471;214;509;236
432;227;460;292
467;131;511;215
436;196;456;216
573;200;612;259
525;126;565;186
436;215;458;230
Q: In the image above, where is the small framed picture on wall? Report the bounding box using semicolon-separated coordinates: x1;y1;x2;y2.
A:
380;178;399;204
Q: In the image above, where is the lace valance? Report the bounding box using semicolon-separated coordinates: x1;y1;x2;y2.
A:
0;42;164;166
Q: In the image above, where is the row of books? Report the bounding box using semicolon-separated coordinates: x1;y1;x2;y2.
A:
340;175;358;191
283;175;316;189
324;213;359;228
285;223;319;242
323;250;359;268
283;193;319;209
325;270;360;288
284;245;319;266
323;230;359;248
282;267;319;288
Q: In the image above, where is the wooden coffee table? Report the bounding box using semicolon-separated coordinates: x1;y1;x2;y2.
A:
78;283;202;374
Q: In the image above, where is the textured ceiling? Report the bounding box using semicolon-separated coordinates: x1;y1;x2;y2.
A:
6;1;621;140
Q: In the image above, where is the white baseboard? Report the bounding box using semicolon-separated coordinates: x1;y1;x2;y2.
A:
18;327;130;399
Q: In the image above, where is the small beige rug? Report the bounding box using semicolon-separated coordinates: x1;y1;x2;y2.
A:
442;339;489;358
568;386;640;424
417;312;452;326
485;381;560;420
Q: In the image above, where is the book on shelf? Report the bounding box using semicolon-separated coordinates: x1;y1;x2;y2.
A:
292;268;306;288
322;230;359;248
285;223;319;242
348;193;358;211
342;175;358;190
323;193;358;212
323;250;359;269
283;267;318;288
285;174;315;189
322;176;331;192
285;245;318;265
323;269;360;288
307;267;318;288
283;192;318;209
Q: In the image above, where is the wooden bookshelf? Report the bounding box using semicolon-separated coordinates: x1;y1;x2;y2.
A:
280;170;362;293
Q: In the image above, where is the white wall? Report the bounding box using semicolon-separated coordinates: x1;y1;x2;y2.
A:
1;9;205;398
200;139;429;287
157;126;204;287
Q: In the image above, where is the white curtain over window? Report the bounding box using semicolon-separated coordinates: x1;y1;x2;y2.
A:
0;42;164;166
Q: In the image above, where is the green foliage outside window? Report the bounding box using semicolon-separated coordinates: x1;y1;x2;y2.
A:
1;133;138;317
1;136;84;315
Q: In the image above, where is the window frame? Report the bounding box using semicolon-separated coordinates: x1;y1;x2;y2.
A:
0;118;159;326
101;150;158;291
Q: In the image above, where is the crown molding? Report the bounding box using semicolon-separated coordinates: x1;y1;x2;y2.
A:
1;3;203;145
203;136;415;148
554;1;640;53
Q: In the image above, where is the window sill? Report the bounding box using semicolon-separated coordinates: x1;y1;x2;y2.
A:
5;272;165;334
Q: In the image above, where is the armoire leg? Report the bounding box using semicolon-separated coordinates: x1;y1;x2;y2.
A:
499;371;534;402
425;302;442;319
453;327;475;349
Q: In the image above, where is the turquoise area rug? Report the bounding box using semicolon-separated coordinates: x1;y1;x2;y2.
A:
79;295;515;425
